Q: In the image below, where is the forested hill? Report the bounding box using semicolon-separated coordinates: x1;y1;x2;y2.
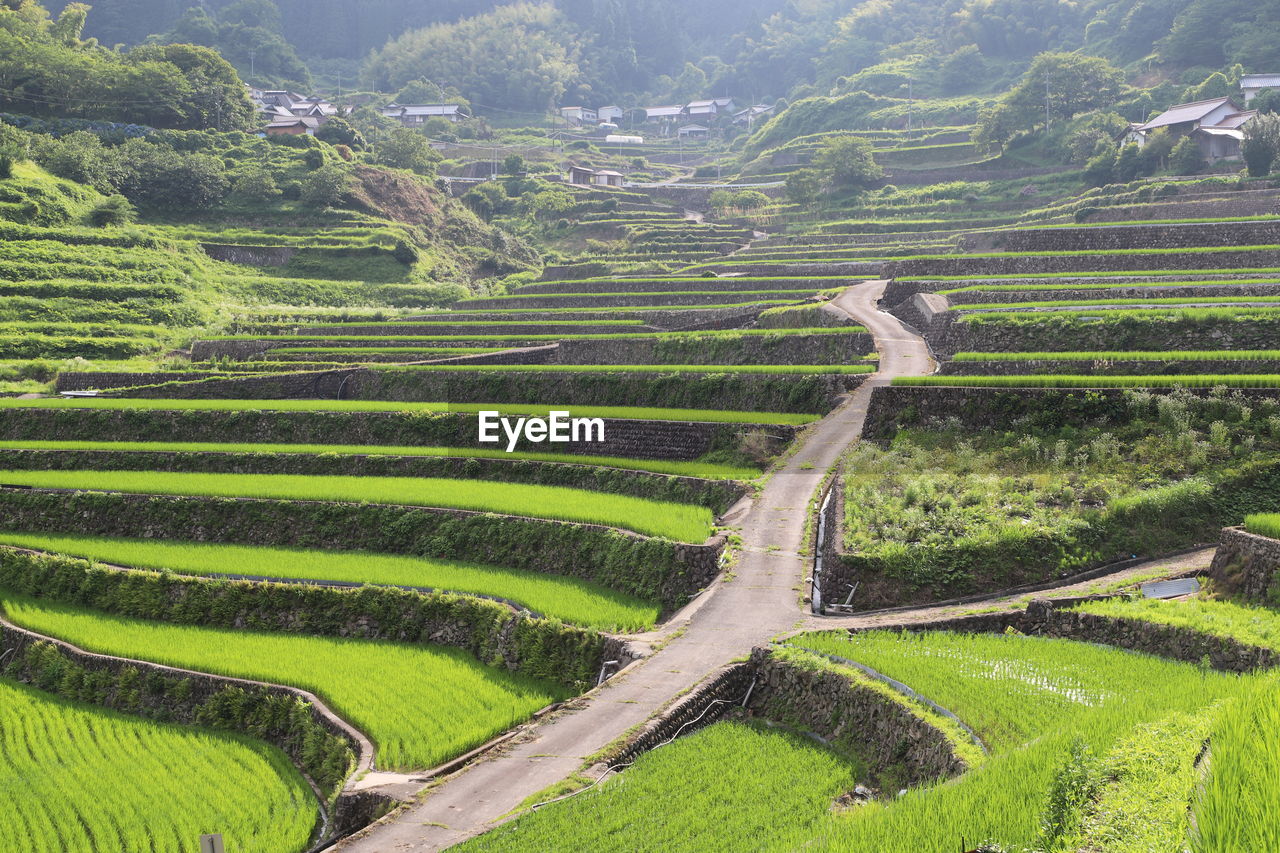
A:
63;0;1280;110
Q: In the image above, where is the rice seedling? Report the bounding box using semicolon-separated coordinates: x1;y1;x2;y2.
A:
1073;597;1280;650
941;278;1280;294
1244;513;1280;539
1191;678;1280;852
459;721;861;852
0;398;819;425
0;439;762;480
0;677;319;853
960;295;1280;311
0;593;568;771
366;364;874;375
0;533;660;631
961;306;1280;323
0;469;715;542
891;375;1280;388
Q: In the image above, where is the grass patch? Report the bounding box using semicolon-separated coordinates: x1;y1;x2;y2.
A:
0;677;318;853
0;470;714;542
0;592;568;771
0;534;659;631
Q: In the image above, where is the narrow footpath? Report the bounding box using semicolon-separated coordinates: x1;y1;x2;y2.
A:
334;280;935;851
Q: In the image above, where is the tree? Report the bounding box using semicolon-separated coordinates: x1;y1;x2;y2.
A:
1242;114;1280;177
315;118;366;150
114;139;230;209
1004;52;1125;128
812;135;883;191
707;189;735;211
1138;128;1175;173
1252;89;1280;116
1169;136;1204;175
785;169;822;203
1114;143;1142;182
299;164;351;207
733;190;770;209
973;102;1019;151
502;154;525;175
230;164;282;202
1082;142;1116;187
375;129;441;176
88;195;137;225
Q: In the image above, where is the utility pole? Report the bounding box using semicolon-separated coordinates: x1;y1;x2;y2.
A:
1045;77;1051;130
907;79;913;133
248;49;255;79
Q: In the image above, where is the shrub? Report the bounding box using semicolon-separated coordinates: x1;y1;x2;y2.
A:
87;195;137;226
299;165;351;207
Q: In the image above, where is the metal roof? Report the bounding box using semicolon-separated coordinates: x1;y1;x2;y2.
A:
1140;577;1201;599
644;105;684;117
1139;97;1237;131
1242;74;1280;89
1214;110;1257;129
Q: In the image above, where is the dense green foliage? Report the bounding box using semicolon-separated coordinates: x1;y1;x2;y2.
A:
1;591;569;770
0;533;661;630
0;676;319;853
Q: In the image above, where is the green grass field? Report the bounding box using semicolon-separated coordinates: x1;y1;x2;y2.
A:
0;533;660;631
0;398;819;425
1073;597;1280;651
0;677;319;853
892;375;1280;388
0;439;762;480
0;593;568;771
0;469;715;542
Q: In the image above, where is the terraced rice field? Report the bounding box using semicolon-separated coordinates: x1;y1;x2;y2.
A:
893;375;1280;388
0;592;569;770
0;677;319;853
0;469;716;542
0;533;661;630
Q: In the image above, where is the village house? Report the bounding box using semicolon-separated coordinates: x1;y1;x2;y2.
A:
1240;74;1280;103
264;115;321;136
559;106;598;125
1132;96;1257;161
733;104;775;126
685;97;736;116
379;104;465;126
677;123;710;139
567;165;624;187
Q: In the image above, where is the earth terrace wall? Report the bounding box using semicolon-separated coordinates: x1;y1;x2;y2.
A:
0;489;725;611
0;408;799;462
881;275;1280;308
959;220;1280;253
860;600;1280;674
605;648;969;787
112;369;865;415
0;449;747;514
0;619;400;841
553;332;874;365
514;277;834;296
884;248;1280;277
454;292;812;310
944;283;1280;305
1209;526;1280;599
0;546;625;689
1082;195;1280;223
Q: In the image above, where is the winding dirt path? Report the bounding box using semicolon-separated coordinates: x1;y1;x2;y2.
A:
333;280;935;851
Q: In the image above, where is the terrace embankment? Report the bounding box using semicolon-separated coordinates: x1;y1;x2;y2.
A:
0;489;724;611
0;408;797;461
884;247;1280;277
1209;526;1280;599
847;599;1280;674
959;220;1280;253
939;357;1280;375
860;386;1280;439
0;449;746;512
0;547;623;689
604;647;969;788
929;315;1280;356
109;368;863;414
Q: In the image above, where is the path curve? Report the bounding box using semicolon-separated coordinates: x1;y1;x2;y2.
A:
333;280;934;851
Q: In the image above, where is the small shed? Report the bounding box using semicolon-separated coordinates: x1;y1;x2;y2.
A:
678;124;710;138
593;170;624;187
568;165;597;186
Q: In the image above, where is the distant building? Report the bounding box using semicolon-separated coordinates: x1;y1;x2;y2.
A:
597;105;624;123
685;97;736;116
380;104;465;126
264;116;320;136
643;105;685;121
678;123;710;138
559;106;598;125
1241;74;1280;103
1134;96;1256;161
733;104;775;126
567;165;624;187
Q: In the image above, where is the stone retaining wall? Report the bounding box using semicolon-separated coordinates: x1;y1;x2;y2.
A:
1209;526;1280;599
935;315;1280;355
939;358;1280;376
515;277;826;296
200;243;298;266
959;220;1280;253
56;371;230;392
862;599;1280;673
554;332;874;364
885;248;1280;278
111;368;863;415
945;283;1280;305
456;292;808;310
